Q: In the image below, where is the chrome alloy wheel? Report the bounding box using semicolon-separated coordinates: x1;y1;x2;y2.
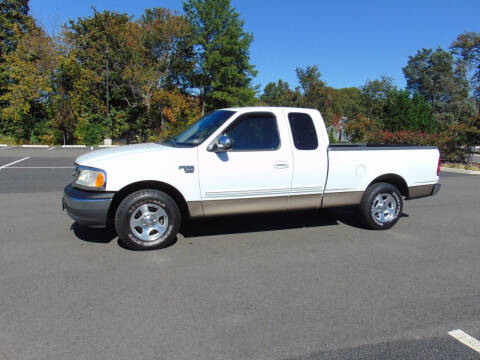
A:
371;193;397;224
129;203;169;242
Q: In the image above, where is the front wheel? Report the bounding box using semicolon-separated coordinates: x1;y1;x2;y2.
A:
115;189;181;250
359;182;403;230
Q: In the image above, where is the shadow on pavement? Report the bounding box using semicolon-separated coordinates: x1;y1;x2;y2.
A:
71;222;117;244
70;208;411;243
181;207;369;238
70;222;178;250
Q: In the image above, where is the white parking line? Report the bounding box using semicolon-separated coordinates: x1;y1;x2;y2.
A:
449;329;480;354
5;166;73;169
47;146;56;150
0;157;30;170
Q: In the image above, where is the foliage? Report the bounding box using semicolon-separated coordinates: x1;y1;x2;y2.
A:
347;121;479;161
154;88;201;139
451;32;480;98
382;90;431;132
54;7;200;143
0;2;478;150
259;80;301;107
183;0;257;113
296;65;326;109
0;26;56;140
403;47;476;131
0;0;33;53
360;76;394;121
83;122;105;146
0;0;35;97
344;114;380;142
0;133;16;144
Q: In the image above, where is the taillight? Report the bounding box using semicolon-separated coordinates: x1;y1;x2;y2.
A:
437;156;441;176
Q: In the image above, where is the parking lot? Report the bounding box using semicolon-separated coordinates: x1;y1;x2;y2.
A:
0;146;479;360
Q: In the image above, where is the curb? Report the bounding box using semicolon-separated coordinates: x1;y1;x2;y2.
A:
21;144;49;148
98;145;120;148
61;145;86;148
441;167;480;175
0;144;8;147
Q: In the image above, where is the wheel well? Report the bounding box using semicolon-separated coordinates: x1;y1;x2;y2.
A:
107;181;190;227
368;174;409;198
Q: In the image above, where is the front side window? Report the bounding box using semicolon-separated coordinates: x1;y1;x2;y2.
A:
288;112;318;150
225;113;280;151
169;110;235;146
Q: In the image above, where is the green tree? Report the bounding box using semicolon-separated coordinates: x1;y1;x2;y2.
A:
63;9;132;138
403;47;475;131
330;87;364;120
450;32;480;98
0;0;34;60
295;65;326;108
259;80;300;106
0;0;36;112
0;26;56;141
63;8;199;142
53;52;90;144
119;8;192;139
360;76;394;123
383;89;431;132
183;0;257;113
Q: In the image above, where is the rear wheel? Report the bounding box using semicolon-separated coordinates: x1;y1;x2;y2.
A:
360;182;403;230
115;189;180;250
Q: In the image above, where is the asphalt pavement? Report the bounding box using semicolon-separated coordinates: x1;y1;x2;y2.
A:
0;146;479;360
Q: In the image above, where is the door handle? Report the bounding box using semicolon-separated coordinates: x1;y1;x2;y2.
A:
273;161;289;169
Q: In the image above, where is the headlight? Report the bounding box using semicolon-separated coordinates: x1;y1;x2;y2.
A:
73;166;106;190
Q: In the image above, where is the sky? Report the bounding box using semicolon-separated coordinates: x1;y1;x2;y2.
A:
30;0;480;91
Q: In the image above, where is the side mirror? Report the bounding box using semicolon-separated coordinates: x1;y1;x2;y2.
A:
216;135;233;152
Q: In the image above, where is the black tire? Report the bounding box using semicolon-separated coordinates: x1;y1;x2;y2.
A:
114;189;181;250
359;182;403;230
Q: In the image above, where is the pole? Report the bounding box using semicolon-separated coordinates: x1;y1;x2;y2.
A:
106;51;110;136
430;85;436;134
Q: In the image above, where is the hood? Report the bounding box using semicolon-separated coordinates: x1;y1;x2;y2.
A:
75;143;171;168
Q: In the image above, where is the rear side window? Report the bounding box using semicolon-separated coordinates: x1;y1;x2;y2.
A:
288;112;318;150
225;113;280;151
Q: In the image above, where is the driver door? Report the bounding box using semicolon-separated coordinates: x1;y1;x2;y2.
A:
198;111;293;216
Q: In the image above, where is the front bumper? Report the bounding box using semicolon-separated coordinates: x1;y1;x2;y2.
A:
62;184;115;227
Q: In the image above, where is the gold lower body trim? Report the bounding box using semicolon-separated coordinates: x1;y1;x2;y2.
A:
321;191;363;208
408;184;435;199
187;191;363;217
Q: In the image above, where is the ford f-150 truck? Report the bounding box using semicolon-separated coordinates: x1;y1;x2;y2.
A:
63;107;441;250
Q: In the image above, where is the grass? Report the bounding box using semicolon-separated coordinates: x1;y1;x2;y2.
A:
442;162;480;171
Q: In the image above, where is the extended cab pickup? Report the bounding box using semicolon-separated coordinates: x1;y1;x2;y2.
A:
63;107;441;249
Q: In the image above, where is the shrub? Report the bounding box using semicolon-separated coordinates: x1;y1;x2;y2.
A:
362;125;479;161
0;134;17;145
83;123;104;146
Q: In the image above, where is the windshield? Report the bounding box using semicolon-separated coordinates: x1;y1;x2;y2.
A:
168;110;235;147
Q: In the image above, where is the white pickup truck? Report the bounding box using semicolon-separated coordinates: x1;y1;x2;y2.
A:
63;107;441;250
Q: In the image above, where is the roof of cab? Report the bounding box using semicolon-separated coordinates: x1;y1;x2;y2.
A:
222;106;318;113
